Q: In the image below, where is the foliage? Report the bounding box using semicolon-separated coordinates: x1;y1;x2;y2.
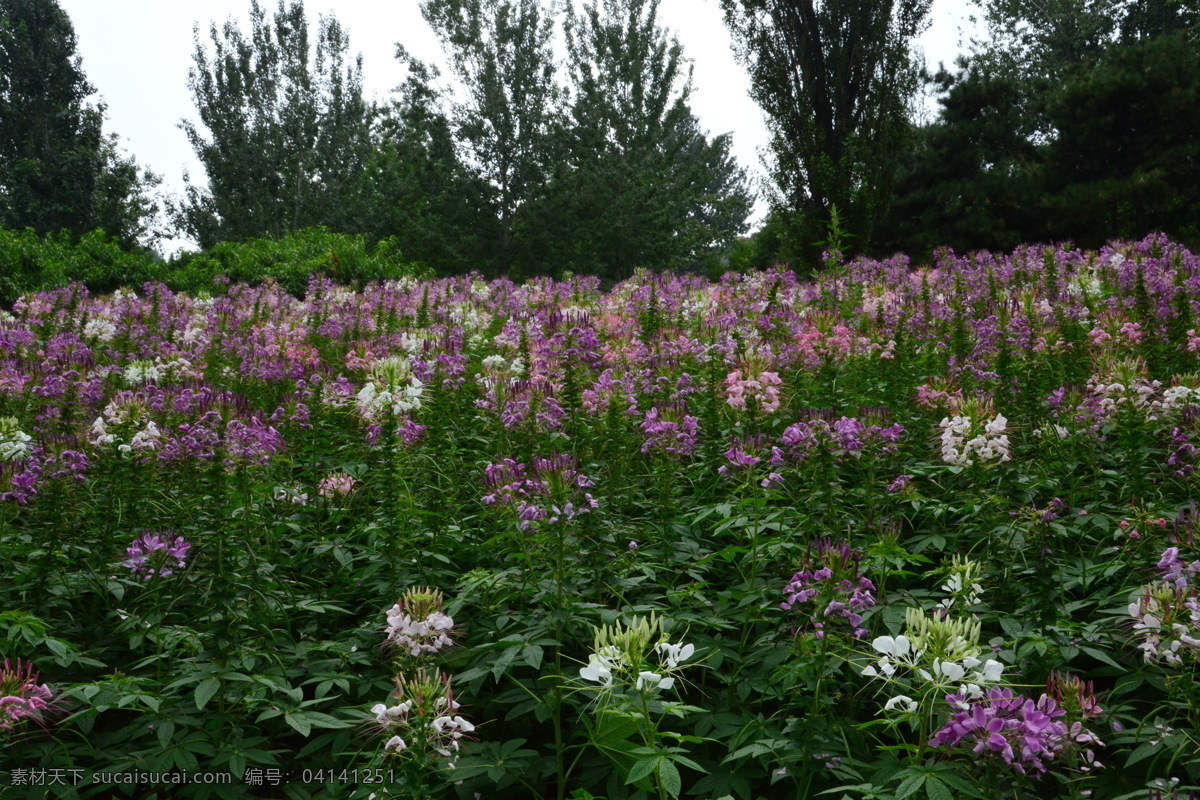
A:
166;227;426;295
0;0;158;247
550;0;753;281
367;52;500;277
419;0;561;277
719;0;932;260
0;228;162;307
177;0;374;249
1041;28;1200;249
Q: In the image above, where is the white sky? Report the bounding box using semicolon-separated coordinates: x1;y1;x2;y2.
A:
57;0;982;251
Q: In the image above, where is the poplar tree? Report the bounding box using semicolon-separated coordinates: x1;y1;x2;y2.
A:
419;0;560;275
557;0;752;279
178;0;373;248
720;0;932;257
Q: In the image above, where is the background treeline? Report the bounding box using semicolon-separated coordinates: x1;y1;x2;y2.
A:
2;0;1199;289
869;0;1200;264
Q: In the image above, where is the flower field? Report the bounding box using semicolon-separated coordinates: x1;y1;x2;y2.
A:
2;234;1199;799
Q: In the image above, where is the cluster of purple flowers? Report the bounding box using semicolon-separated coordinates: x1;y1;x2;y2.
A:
122;531;192;581
0;659;55;731
780;539;875;639
640;404;699;456
778;416;904;461
481;453;598;530
931;678;1104;776
930;688;1070;774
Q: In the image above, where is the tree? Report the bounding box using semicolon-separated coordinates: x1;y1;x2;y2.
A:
178;0;373;249
874;58;1042;259
1042;28;1200;248
719;0;931;260
419;0;560;276
0;0;156;247
552;0;752;280
367;48;500;275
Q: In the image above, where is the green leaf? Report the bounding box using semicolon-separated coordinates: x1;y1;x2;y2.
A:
626;756;661;784
491;646;521;681
924;777;954;800
302;711;353;730
895;773;925;800
285;712;312;737
1124;740;1161;767
522;644;544;670
156;720;175;748
194;678;220;711
658;758;682;798
1080;646;1123;669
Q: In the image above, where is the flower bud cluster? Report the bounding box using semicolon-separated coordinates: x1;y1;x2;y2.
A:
384;587;455;658
372;669;474;768
371;588;473;772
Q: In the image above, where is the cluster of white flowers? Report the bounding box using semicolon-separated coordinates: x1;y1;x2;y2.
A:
122;357;197;386
0;418;32;462
480;355;524;377
385;603;454;658
356;379;425;418
123;361;162;386
863;601;1006;713
356;356;426;421
578;615;696;696
1130;592;1199;665
89;416;162;455
939;414;1011;466
83;316;118;342
1147;384;1200;421
936;558;985;614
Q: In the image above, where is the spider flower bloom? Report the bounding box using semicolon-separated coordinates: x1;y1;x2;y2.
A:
0;417;32;462
384;587;455;658
781;538;875;639
0;659;56;731
318;471;357;499
122;531;192;580
929;688;1069;775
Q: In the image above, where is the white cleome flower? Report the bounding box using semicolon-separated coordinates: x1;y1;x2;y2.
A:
883;695;918;713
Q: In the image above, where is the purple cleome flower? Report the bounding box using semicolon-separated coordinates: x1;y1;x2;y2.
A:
123;531;192;581
781;538;875;639
0;659;56;731
930;688;1070;775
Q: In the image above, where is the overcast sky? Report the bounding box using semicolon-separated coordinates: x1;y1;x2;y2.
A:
57;0;983;251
